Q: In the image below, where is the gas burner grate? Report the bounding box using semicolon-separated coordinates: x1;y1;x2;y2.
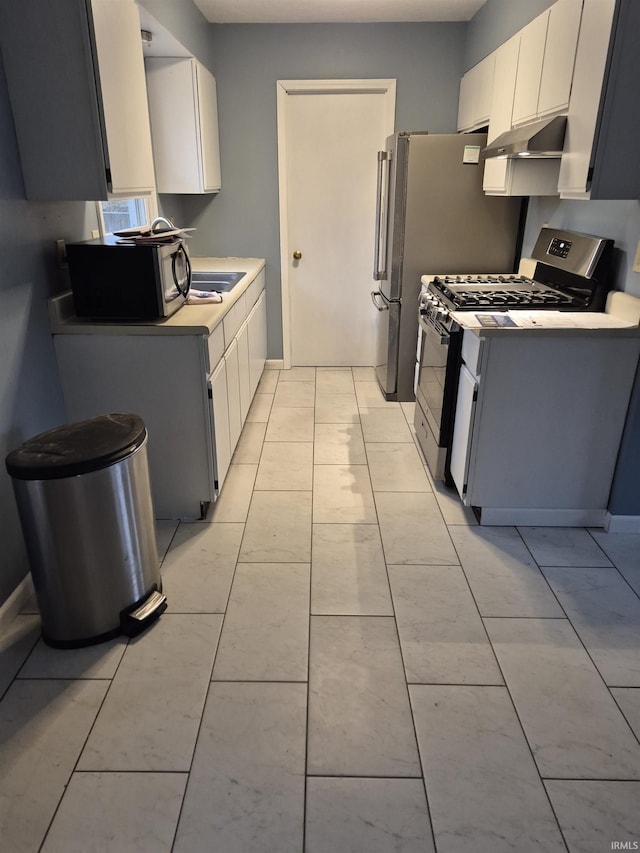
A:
438;274;535;287
429;279;583;310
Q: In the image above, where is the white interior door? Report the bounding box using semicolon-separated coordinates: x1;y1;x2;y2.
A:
278;80;396;367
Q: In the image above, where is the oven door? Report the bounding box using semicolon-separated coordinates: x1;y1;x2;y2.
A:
414;314;461;480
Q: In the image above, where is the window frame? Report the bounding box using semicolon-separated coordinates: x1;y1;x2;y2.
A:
95;193;159;236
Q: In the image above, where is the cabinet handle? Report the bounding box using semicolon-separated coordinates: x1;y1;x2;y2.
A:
293;250;302;260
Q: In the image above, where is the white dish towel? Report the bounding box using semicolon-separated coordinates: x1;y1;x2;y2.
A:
187;290;223;304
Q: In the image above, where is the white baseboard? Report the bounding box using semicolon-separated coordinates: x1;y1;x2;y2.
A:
604;513;640;533
0;574;35;634
265;359;284;369
477;507;607;527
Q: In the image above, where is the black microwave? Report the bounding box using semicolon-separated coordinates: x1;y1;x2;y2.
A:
66;236;191;321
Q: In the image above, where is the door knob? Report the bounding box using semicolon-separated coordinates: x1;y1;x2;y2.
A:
293;250;302;260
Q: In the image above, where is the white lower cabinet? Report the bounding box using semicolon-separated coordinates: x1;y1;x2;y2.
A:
450;329;640;526
237;319;251;423
224;338;242;451
248;291;267;397
53;270;267;519
209;356;231;493
450;364;478;500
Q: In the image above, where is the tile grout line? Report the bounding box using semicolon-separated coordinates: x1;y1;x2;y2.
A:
358;379;439;852
303;365;317;852
511;528;640;746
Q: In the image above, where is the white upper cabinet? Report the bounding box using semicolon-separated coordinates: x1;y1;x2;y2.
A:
146;58;222;194
483;35;519;194
512;11;549;126
0;0;155;200
483;33;562;197
537;0;583;117
457;53;495;132
512;0;582;127
559;0;639;200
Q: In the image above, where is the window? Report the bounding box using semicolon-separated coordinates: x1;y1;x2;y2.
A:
96;194;158;235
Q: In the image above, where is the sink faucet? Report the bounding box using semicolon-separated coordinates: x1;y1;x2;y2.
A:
150;216;174;232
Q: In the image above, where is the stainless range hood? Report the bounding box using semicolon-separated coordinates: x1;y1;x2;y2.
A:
482;115;567;159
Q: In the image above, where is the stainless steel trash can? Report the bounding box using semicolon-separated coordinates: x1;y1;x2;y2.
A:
5;413;166;647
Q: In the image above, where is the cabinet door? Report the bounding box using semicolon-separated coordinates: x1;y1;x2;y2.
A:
537;0;583;117
483;35;520;194
225;338;242;454
195;64;222;192
90;0;155;196
557;0;617;199
512;10;549;125
457;71;474;132
457;54;495;132
248;292;267;398
146;58;201;194
0;0;154;200
146;57;221;194
237;319;251;425
450;365;478;502
210;357;231;494
474;54;495;128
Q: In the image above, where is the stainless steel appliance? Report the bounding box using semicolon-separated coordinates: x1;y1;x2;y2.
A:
414;226;614;481
371;132;523;401
6;413;166;647
67;235;191;321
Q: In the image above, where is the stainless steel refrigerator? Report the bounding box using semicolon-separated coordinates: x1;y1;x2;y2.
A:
371;132;523;401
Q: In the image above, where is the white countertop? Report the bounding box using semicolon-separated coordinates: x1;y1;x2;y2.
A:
452;308;640;337
49;257;266;336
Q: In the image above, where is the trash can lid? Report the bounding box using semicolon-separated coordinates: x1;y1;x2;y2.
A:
5;414;147;480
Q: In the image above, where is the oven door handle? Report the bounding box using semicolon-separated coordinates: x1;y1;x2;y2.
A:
371;290;390;312
419;314;450;346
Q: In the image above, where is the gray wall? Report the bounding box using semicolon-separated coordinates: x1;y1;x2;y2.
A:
465;0;640;515
179;22;466;358
0;53;99;606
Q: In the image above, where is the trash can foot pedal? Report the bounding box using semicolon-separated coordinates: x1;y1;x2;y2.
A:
120;588;167;637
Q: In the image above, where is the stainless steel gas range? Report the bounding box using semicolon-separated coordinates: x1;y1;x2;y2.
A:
414;227;614;482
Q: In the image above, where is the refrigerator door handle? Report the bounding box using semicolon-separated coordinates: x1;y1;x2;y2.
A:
373;150;390;281
371;290;399;311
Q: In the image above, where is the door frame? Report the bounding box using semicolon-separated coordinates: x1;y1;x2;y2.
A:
276;78;396;369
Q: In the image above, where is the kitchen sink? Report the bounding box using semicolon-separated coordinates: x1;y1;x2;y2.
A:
190;271;246;292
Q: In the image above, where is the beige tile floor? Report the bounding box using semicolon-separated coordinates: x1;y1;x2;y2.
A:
1;365;640;852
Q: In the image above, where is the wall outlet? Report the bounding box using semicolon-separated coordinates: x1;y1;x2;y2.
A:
91;229;100;239
633;240;640;274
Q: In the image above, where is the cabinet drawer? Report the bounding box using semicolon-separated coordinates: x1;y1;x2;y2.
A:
206;323;225;373
223;293;247;347
245;269;265;311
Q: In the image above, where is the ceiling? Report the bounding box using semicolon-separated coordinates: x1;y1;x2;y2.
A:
191;0;489;24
